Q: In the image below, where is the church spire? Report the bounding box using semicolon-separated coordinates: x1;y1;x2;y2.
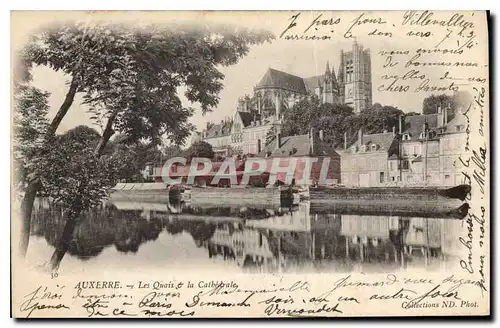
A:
338;50;345;83
324;61;331;83
331;64;338;86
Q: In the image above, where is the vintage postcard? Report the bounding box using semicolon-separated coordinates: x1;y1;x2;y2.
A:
11;10;490;318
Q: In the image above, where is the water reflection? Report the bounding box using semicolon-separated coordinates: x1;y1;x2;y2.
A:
30;198;464;273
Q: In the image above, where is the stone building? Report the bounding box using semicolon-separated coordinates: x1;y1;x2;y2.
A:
338;41;373;113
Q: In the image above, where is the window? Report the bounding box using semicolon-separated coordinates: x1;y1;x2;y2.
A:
379;172;385;183
361;145;367;152
402;134;410;141
371;144;378;151
413;145;420;156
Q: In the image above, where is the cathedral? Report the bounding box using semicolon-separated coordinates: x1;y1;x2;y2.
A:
200;40;373;156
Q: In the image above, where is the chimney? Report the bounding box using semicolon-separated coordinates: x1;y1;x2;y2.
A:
392;126;396;136
319;129;324;141
444;105;448;125
310;127;315;154
358;128;363;146
275;125;282;150
344;132;347;150
275;92;281;120
437;105;444;127
398;115;403;134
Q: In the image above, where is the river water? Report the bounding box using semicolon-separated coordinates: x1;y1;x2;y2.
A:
26;198;465;274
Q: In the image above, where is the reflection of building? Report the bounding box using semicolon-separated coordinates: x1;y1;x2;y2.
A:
341;215;400;262
245;202;311;231
340;129;399;187
208;225;274;270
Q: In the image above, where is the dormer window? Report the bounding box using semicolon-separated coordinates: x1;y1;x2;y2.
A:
360;145;367;152
456;125;463;132
402;134;410;141
351;146;357;153
371;144;378;151
419;132;426;140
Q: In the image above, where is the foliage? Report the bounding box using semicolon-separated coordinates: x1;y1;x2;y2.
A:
282;96;354;148
38;126;120;218
20;22;274;148
106;135;165;182
422;94;454;115
281;96;404;149
17;21;273;201
16;20;274;261
421;93;475;122
161;144;183;160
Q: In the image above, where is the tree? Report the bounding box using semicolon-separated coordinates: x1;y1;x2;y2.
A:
15;21;273;262
13;85;50;195
281;97;405;150
161;144;183;160
13;85;51;253
106;135;165;182
422;94;453;115
281;96;354;148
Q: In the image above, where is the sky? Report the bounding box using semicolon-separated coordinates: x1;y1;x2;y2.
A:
22;11;487;141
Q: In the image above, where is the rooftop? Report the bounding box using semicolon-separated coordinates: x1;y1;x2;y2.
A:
348;131;397;152
402;113;441;141
262;133;340;158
